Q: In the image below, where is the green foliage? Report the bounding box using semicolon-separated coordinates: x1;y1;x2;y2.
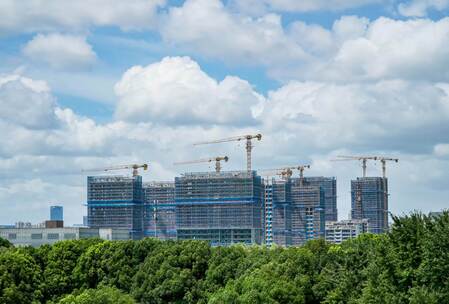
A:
0;212;449;303
0;237;12;248
0;249;42;303
58;286;135;304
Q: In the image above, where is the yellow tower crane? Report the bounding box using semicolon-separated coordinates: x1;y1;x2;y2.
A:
81;163;148;176
174;156;229;173
194;134;262;172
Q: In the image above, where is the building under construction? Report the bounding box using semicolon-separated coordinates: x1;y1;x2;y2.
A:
87;175;144;239
299;177;337;222
175;171;264;246
143;181;176;240
351;177;388;234
266;178;325;246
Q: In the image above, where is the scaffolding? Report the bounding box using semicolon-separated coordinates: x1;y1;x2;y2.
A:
290;181;325;246
87;175;143;239
143;181;176;240
175;170;264;246
296;177;337;222
351;177;388;234
270;179;292;246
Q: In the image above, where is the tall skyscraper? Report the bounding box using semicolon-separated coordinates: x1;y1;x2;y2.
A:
143;182;176;240
50;206;63;221
300;177;337;222
175;171;264;246
87;175;144;239
351;177;388;234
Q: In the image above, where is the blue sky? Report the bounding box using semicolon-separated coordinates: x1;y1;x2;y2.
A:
0;0;449;225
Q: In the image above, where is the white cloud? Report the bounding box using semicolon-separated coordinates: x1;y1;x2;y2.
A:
229;0;384;14
434;143;449;157
23;34;97;70
398;0;449;17
0;74;58;129
0;0;166;33
161;0;307;66
114;56;265;125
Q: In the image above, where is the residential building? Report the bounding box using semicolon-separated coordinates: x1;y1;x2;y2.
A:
175;171;264;246
87;175;144;239
325;219;369;244
299;177;337;222
351;177;388;234
143;181;176;240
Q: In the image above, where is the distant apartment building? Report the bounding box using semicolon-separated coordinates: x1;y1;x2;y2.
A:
143;181;176;240
50;206;63;221
175;171;264;246
351;177;388;234
325;219;369;244
0;227;130;247
87;175;144;239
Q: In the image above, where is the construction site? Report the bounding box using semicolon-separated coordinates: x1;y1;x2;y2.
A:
83;134;399;246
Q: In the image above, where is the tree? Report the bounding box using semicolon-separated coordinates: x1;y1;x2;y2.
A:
0;237;12;248
58;286;135;304
0;249;42;304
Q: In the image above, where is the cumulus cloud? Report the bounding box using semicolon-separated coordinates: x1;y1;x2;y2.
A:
23;34;97;70
434;143;449;157
229;0;385;15
0;0;166;33
114;56;265;125
0;75;58;129
398;0;449;17
161;0;307;66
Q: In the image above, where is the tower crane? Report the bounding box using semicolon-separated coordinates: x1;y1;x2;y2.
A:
81;163;148;177
194;134;262;172
258;164;310;181
174;156;229;173
333;155;378;177
297;165;311;186
378;157;399;178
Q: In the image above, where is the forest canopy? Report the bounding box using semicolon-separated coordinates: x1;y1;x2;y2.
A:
0;211;448;304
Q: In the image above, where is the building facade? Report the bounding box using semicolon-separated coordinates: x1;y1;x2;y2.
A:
50;206;63;221
351;177;388;234
0;227;130;247
325;219;369;244
87;175;144;239
143;182;176;240
175;171;264;246
299;177;337;222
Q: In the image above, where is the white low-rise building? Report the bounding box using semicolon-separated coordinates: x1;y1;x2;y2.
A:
0;227;131;247
325;219;369;244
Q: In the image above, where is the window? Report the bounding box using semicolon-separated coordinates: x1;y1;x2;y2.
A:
8;233;16;240
64;233;76;240
31;233;43;239
47;233;59;240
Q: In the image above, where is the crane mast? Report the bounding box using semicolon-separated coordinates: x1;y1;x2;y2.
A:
194;133;262;172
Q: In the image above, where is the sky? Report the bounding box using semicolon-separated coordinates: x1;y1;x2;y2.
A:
0;0;449;225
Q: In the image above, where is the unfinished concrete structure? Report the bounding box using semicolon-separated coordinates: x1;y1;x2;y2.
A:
87;175;144;239
351;177;388;234
143;181;176;240
174;171;264;245
299;177;337;222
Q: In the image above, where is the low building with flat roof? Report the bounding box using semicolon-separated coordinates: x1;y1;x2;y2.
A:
0;227;131;247
325;219;369;244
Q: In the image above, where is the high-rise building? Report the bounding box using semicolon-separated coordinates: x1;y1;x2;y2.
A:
351;177;388;234
175;171;264;246
290;180;325;245
50;206;63;221
87;175;144;239
143;182;176;240
325;219;369;244
267;178;325;247
263;182;274;246
270;179;292;246
300;177;337;222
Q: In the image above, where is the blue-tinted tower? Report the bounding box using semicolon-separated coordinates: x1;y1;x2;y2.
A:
50;206;63;221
